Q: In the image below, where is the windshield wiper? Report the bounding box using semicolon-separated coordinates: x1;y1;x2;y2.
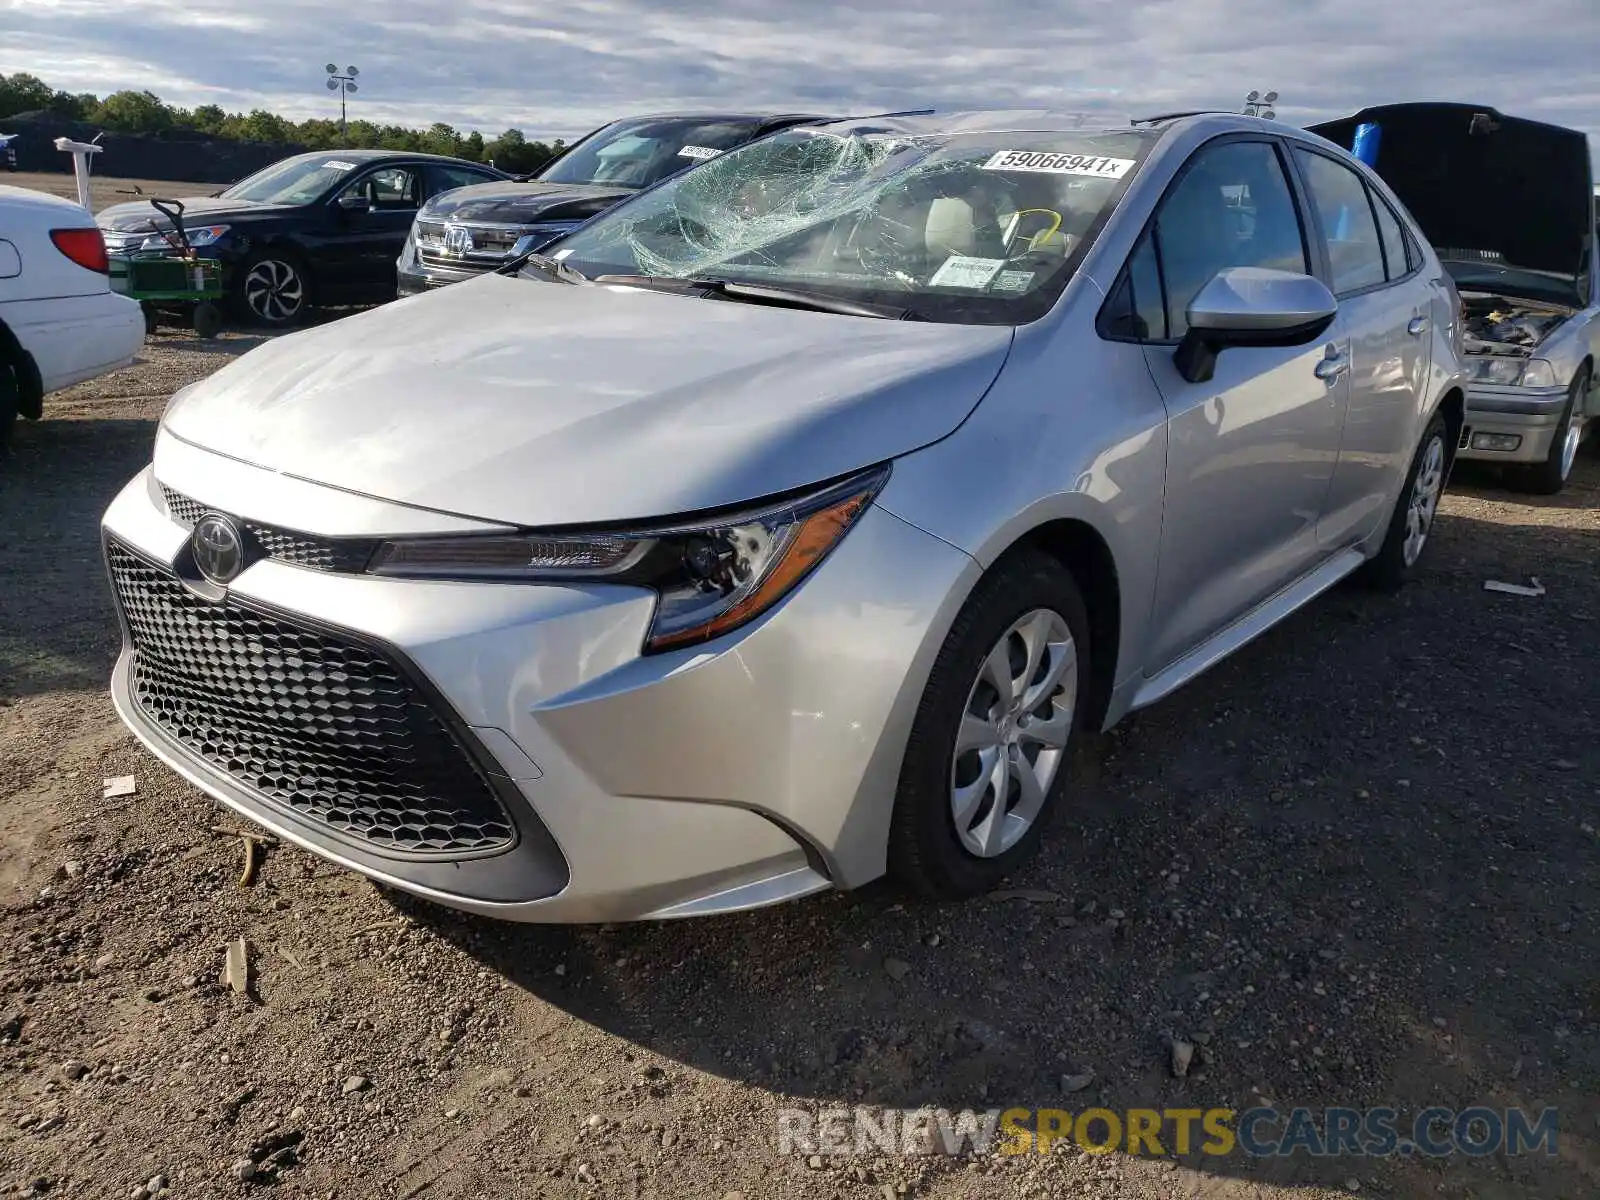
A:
593;274;911;320
509;252;589;284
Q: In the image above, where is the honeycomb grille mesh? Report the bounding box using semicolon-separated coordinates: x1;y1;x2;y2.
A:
160;485;378;574
107;542;515;855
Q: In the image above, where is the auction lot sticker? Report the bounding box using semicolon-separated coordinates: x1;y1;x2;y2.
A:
982;150;1134;178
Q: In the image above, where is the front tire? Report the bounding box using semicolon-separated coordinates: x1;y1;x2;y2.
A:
1359;410;1450;592
888;550;1090;899
234;250;309;328
1515;367;1586;496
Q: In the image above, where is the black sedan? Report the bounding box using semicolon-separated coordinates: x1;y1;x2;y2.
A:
96;150;509;327
397;112;830;295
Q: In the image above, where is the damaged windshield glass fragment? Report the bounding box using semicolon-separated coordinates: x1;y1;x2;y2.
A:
536;125;1154;324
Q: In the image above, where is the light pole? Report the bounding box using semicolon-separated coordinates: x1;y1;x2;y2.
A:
1243;90;1279;120
325;64;359;138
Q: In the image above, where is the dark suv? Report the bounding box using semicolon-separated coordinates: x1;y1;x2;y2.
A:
97;150;508;326
397;112;829;295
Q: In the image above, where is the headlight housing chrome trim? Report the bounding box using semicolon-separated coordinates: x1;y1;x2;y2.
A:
367;464;891;652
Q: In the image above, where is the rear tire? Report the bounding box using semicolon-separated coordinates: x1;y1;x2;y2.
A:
1514;367;1586;496
1359;410;1450;593
0;349;18;456
888;550;1090;899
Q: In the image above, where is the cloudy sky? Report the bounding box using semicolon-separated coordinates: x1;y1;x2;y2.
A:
5;0;1599;146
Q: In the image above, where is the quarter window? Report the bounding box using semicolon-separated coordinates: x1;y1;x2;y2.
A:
1295;150;1385;294
1370;189;1411;281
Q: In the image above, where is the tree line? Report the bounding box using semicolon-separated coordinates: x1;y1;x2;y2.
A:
0;72;567;175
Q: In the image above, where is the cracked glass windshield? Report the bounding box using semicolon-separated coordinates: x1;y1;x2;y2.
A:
538;125;1155;323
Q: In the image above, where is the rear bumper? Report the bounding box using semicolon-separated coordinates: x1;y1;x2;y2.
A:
1457;382;1570;463
3;288;143;395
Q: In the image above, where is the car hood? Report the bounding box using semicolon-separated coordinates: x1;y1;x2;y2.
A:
161;274;1014;528
96;196;292;229
1307;103;1594;299
421;180;634;225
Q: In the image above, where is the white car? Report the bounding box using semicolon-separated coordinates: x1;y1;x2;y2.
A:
0;184;145;451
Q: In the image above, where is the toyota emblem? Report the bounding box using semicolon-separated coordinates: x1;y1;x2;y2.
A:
192;513;245;585
443;224;473;256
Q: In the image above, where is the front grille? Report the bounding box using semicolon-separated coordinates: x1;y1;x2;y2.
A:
107;542;515;856
163;488;207;525
417;247;498;274
161;485;378;574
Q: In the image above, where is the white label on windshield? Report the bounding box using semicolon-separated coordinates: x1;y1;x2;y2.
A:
323;160;357;171
991;269;1035;294
982;150;1134;178
550;247;575;260
930;255;1005;289
677;145;722;160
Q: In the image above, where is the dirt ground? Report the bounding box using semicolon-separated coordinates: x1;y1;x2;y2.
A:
4;172;219;213
0;333;1597;1200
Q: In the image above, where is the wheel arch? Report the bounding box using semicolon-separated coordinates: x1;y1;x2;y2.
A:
992;517;1123;735
1434;385;1465;463
0;315;45;420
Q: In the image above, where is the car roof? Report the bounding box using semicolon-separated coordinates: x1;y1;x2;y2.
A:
282;148;500;167
598;111;832;123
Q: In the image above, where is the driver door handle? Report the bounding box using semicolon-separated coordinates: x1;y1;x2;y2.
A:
1407;316;1430;336
1315;352;1350;382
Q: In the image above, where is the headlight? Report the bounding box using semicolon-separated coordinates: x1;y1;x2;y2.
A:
183;225;230;247
1473;357;1556;387
368;465;890;652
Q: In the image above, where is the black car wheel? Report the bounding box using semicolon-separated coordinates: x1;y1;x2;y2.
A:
888;549;1090;899
236;251;309;328
0;346;19;455
1514;366;1587;496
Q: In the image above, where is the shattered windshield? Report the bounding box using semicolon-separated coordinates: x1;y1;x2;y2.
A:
221;154;362;204
537;117;763;190
539;126;1154;323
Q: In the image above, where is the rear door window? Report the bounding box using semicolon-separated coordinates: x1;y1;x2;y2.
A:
1294;150;1386;294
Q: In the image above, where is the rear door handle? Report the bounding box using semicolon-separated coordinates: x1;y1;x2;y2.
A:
1315;353;1350;381
1407;316;1430;336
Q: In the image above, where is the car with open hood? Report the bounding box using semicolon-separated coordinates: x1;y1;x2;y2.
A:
1310;103;1599;493
102;109;1468;923
95;150;509;327
396;112;829;295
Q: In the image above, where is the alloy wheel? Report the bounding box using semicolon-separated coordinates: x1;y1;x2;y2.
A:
1403;434;1446;567
1558;416;1582;482
243;259;305;324
949;608;1077;858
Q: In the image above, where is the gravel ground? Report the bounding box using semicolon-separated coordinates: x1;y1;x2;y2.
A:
0;334;1596;1200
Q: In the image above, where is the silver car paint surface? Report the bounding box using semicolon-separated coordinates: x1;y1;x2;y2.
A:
160;278;1013;527
104;111;1470;923
1455;275;1600;465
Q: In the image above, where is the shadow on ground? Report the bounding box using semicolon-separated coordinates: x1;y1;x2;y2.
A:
401;482;1600;1195
0;416;157;700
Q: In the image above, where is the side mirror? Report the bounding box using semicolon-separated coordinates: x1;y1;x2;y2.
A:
336;192;371;214
1174;266;1338;384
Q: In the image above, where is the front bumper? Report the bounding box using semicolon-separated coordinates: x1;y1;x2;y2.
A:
1456;381;1570;464
101;445;976;922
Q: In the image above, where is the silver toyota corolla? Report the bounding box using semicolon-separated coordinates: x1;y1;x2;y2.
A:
102;110;1470;922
